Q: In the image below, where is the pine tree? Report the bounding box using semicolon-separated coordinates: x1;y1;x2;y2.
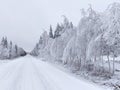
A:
9;41;12;59
54;23;61;38
70;22;73;28
49;25;54;38
1;37;5;46
62;15;69;28
15;45;18;54
0;37;8;48
4;37;8;48
1;37;4;43
39;36;43;44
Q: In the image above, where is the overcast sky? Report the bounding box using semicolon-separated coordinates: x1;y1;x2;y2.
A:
0;0;119;52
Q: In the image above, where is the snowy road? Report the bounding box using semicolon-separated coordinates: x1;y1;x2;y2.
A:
0;55;108;90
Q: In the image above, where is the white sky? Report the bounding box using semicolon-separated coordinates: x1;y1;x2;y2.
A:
0;0;119;52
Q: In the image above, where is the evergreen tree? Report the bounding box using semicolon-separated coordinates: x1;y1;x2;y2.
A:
9;41;12;59
10;41;12;48
70;22;73;28
4;37;8;48
1;37;5;46
0;37;8;48
54;23;62;38
39;36;43;44
15;45;18;54
62;15;69;28
1;37;5;42
49;25;54;38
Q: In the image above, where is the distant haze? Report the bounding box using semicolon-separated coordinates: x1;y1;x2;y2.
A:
0;0;119;52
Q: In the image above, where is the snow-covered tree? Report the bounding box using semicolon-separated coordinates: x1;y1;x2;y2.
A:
49;25;54;39
31;2;120;76
0;37;26;59
15;45;18;54
8;41;12;59
39;36;43;44
54;23;62;38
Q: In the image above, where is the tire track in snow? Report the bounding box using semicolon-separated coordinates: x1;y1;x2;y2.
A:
0;60;19;80
0;59;24;90
0;55;108;90
31;59;62;90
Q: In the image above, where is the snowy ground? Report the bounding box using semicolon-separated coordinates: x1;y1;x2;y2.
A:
0;55;108;90
0;60;11;65
56;56;120;90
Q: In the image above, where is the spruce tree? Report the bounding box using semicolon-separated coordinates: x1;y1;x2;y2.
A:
39;36;43;44
0;37;8;48
1;37;5;46
9;41;12;59
70;22;73;28
4;37;8;48
15;45;18;54
49;25;54;38
54;23;61;38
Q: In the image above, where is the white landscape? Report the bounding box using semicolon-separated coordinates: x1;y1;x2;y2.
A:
0;55;107;90
0;0;120;90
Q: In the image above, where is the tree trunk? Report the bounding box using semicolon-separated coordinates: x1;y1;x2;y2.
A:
101;55;104;72
94;55;97;72
107;54;111;73
112;56;115;75
78;58;81;71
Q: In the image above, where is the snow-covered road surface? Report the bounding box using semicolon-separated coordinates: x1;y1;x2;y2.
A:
0;55;108;90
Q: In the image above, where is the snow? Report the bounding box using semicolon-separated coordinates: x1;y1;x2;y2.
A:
0;37;26;59
0;55;107;90
30;2;120;90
